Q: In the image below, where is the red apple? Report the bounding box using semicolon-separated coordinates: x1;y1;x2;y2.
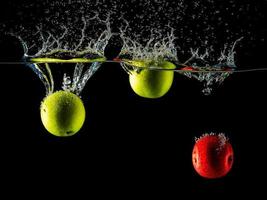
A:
181;66;194;71
192;133;234;179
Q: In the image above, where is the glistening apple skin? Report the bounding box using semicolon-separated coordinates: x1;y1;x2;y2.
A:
40;90;86;137
121;59;175;99
192;133;234;179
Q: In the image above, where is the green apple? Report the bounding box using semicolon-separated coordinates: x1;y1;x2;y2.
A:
125;59;175;98
40;90;86;137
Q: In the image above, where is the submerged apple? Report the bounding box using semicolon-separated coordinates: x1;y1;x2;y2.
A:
192;133;234;179
123;59;175;98
40;90;86;137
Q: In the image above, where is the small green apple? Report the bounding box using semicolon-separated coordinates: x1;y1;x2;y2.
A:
125;59;175;98
40;90;86;137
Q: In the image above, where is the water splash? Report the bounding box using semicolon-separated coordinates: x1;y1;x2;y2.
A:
179;38;242;95
15;13;112;96
119;24;177;62
1;0;265;97
62;62;101;95
117;22;178;74
23;62;54;95
116;21;242;95
18;14;112;59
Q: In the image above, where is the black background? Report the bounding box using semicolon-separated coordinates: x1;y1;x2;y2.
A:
0;0;266;197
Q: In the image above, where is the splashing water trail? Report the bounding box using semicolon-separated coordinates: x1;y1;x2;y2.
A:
62;62;101;95
15;12;112;96
1;0;266;96
117;20;243;95
179;37;243;95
